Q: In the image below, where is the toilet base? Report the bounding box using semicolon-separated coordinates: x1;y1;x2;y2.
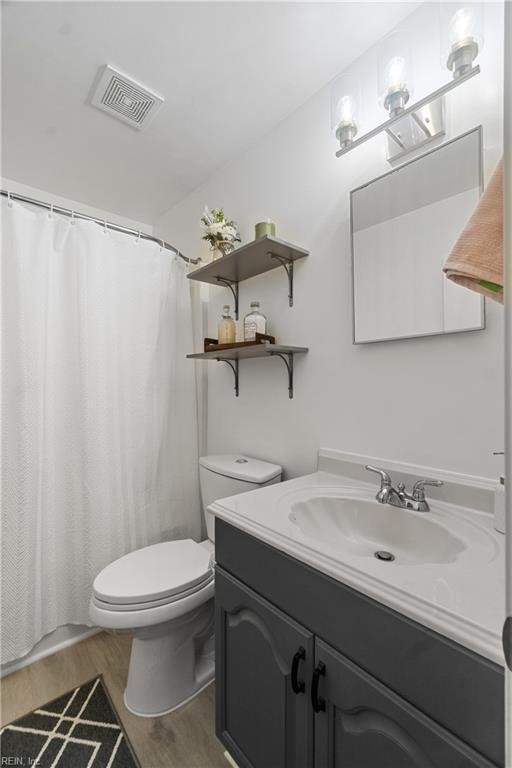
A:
124;600;214;717
123;674;214;718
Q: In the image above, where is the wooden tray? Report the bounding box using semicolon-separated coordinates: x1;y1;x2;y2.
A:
204;332;276;353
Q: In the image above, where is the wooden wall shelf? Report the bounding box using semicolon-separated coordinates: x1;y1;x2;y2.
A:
187;236;309;319
187;343;308;398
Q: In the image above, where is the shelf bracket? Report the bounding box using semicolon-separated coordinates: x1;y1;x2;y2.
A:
214;276;239;319
270;352;294;398
268;253;294;307
217;357;239;397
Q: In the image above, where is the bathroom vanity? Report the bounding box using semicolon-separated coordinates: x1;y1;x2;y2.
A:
211;450;505;768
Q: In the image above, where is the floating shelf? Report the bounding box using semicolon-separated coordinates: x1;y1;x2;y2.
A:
187;236;309;319
187;343;308;398
336;66;480;162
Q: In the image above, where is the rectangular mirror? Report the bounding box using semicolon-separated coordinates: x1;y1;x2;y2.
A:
351;128;484;344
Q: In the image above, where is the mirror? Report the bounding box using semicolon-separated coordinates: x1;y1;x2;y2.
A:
351;128;484;344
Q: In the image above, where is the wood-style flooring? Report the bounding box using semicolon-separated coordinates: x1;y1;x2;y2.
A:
1;631;228;768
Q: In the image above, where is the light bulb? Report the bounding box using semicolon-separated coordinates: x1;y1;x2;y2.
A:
445;5;481;79
382;54;409;117
335;95;358;149
338;96;355;126
377;30;412;118
449;7;475;46
331;71;360;151
387;56;406;91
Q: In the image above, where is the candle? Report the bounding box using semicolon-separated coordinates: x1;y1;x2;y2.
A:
255;219;276;239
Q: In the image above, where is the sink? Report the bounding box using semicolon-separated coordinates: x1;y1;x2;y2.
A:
289;495;469;566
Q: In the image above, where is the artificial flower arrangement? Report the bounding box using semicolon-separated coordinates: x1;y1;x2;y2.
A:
200;206;241;260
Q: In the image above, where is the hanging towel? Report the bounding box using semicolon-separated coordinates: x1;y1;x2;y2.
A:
443;159;503;303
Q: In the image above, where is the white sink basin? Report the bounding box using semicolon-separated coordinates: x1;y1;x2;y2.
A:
289;495;487;566
210;461;504;663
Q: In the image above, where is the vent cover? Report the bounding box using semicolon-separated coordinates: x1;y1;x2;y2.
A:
90;65;164;130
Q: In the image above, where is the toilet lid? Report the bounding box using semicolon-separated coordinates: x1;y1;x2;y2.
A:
93;539;213;606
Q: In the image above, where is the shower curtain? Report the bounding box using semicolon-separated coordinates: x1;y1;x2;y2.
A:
1;199;201;664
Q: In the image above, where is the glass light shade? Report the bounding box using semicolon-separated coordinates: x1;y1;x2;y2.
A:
330;71;361;150
377;30;413;117
440;3;483;79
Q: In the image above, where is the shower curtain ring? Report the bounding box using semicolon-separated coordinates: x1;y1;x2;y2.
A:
104;219;108;235
160;239;164;252
7;192;13;208
48;203;54;219
136;231;141;244
70;210;75;225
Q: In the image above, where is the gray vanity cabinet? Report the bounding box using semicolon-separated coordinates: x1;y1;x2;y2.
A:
314;640;496;768
215;569;314;768
215;519;504;768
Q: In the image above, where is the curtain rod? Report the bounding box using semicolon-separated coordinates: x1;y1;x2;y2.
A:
1;189;200;265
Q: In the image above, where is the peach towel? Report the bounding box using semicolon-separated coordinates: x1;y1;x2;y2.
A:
443;159;503;303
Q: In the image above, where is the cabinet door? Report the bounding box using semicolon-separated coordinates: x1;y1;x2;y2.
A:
314;639;498;768
215;567;314;768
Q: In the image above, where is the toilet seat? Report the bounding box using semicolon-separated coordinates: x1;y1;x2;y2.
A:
90;572;214;630
92;572;214;611
90;539;215;630
93;539;213;606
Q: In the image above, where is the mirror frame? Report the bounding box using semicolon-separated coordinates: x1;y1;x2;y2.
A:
350;126;485;345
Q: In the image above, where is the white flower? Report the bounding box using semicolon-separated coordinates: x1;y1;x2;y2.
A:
206;222;226;236
222;225;237;239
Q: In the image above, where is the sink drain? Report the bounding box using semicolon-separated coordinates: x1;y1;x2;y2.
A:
374;550;395;562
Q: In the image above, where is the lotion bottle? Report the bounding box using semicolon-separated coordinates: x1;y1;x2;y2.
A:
218;305;236;345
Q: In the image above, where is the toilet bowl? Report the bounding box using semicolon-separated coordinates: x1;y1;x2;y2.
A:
90;454;282;716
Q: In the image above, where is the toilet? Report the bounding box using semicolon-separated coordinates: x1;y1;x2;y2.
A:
89;454;282;717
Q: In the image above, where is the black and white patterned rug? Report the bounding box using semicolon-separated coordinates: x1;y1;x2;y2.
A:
1;675;140;768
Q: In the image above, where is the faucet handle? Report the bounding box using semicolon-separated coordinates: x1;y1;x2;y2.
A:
412;478;443;500
365;465;392;487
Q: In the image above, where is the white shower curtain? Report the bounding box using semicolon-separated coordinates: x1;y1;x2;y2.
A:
1;199;201;664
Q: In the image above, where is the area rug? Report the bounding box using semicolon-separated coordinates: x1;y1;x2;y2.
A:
1;675;140;767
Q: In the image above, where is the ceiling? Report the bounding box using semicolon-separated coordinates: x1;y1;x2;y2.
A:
2;2;417;223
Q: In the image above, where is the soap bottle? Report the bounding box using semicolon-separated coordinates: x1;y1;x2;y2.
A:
218;305;236;345
244;301;267;342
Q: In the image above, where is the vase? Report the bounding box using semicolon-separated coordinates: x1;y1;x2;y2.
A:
210;240;236;261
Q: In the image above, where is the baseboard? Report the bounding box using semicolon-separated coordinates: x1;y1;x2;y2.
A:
224;751;239;768
1;625;100;678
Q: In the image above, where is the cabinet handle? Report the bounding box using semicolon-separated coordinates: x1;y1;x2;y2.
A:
311;662;326;712
291;646;306;694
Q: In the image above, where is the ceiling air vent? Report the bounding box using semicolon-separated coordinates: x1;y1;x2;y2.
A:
90;65;164;130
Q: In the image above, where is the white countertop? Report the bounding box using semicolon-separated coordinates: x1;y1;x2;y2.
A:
210;468;506;666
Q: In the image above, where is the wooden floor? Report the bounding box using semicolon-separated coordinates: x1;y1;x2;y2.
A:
1;631;229;768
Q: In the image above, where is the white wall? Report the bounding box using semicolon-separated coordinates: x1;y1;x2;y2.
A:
155;2;505;482
1;178;152;234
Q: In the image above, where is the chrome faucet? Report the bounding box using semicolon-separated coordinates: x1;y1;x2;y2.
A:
365;465;443;512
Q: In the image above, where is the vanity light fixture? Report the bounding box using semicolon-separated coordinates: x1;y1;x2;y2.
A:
333;15;480;163
441;4;483;80
377;30;412;117
330;71;361;150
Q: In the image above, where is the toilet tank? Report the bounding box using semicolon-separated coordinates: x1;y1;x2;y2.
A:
199;455;282;541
